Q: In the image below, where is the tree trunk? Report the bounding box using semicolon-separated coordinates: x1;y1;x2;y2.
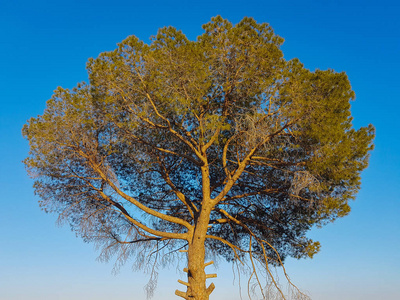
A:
186;231;208;299
176;204;215;300
175;165;215;300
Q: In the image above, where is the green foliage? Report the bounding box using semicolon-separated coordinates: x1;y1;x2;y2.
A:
23;16;374;292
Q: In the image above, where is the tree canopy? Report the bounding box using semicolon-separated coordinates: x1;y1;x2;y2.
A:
23;16;374;300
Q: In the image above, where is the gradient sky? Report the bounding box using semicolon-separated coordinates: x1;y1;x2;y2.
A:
1;1;399;299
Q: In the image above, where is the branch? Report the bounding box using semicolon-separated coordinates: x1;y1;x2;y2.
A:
158;158;198;219
202;126;221;152
248;236;265;299
110;234;168;245
81;150;193;231
134;72;206;164
213;119;297;205
221;188;281;202
97;189;188;240
222;134;237;179
112;121;203;167
205;234;246;265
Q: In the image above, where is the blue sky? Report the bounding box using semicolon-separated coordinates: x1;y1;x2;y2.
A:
1;0;399;299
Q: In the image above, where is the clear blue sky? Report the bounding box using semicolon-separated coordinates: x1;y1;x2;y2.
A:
1;0;399;299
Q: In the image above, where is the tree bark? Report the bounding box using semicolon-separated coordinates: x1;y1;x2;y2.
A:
175;205;214;300
183;162;215;300
186;228;208;299
184;202;216;300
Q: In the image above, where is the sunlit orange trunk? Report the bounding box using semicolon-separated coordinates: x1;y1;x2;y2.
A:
185;204;214;299
186;229;208;298
185;163;214;300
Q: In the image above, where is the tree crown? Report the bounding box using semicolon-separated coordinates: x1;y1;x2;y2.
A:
23;16;374;299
